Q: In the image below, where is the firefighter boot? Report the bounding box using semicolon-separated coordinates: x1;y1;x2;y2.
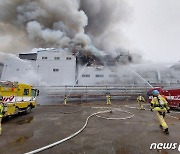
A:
163;128;169;135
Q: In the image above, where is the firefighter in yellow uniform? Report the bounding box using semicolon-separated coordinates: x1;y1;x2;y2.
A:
64;95;67;105
106;93;111;105
0;96;4;135
150;90;170;134
137;94;146;110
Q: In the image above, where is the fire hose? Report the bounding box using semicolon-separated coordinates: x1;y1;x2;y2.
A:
25;108;134;154
125;105;180;120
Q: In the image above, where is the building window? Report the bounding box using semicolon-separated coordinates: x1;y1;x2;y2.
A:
53;69;59;72
16;68;19;71
109;74;117;77
66;57;72;60
42;57;48;60
96;74;104;77
82;74;90;77
54;57;60;60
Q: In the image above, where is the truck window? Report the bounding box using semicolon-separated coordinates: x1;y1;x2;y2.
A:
31;89;36;97
24;89;29;96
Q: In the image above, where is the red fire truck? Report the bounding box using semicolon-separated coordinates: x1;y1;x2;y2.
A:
147;87;180;109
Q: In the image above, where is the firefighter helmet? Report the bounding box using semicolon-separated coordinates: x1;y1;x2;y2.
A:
152;90;159;95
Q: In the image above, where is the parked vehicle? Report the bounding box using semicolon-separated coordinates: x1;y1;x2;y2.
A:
147;87;180;109
0;81;39;117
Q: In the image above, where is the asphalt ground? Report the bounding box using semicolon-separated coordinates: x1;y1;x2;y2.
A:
0;101;180;154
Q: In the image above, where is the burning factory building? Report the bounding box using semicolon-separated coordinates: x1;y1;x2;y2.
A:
0;47;137;86
0;47;180;88
0;0;180;87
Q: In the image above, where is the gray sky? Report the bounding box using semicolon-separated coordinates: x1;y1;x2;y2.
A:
123;0;180;63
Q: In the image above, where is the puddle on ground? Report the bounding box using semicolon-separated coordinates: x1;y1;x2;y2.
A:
16;117;33;125
15;136;31;144
9;133;34;145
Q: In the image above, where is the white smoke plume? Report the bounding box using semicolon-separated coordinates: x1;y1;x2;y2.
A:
0;0;136;59
0;0;87;53
0;52;42;85
26;21;71;48
0;52;20;63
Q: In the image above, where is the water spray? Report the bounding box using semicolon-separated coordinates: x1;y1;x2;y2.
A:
126;65;154;88
66;62;89;98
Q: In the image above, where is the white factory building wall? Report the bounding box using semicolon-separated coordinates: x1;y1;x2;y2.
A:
78;66;117;85
1;48;180;87
35;51;76;86
1;49;77;86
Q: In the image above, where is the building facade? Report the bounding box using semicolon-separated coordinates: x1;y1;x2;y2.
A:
1;49;180;87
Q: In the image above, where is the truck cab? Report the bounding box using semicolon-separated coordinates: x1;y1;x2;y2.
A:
0;81;39;117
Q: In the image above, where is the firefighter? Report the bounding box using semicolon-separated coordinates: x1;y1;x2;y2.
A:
137;94;146;110
162;95;168;101
64;95;67;105
150;90;170;134
106;93;111;105
0;96;4;135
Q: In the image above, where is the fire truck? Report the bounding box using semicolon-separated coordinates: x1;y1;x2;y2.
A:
147;87;180;109
0;81;39;117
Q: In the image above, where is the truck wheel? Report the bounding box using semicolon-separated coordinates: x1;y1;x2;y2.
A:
25;106;32;114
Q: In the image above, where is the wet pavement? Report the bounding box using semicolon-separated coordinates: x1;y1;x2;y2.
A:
0;101;180;154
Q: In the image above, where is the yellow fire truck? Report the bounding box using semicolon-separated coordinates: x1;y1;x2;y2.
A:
0;81;39;117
